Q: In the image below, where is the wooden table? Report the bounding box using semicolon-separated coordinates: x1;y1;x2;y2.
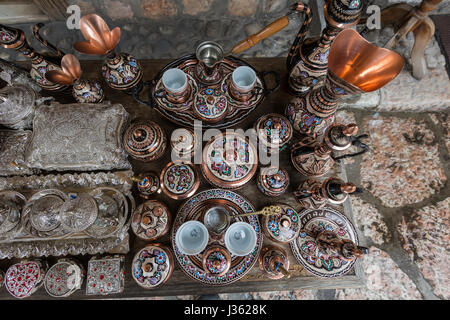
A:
0;58;365;299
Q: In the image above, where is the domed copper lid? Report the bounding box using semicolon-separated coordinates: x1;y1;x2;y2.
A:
201;132;258;189
202;245;231;277
160;161;200;200
170;128;196;158
261;203;301;243
131;200;171;241
255;113;293;151
132;172;161;199
132;244;174;289
257;167;289;197
123;121;167;161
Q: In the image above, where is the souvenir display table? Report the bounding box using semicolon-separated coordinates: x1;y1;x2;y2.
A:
0;58;365;299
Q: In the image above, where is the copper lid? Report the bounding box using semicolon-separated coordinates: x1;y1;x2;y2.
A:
132;172;161;198
324;123;358;151
261;203;301;243
202;245;231;277
324;0;362;29
201;132;258;189
131;200;171;241
5;260;48;299
258;245;290;280
257;167;289;196
44;259;85;298
123;121;167;161
160;161;200;200
193;88;228;123
132;244;174;289
170;128;196;158
255;113;293;150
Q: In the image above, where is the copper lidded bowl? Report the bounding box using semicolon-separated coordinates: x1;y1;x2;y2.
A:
254;113;293;154
257;167;289;197
132;244;174;289
170;128;197;159
160;161;200;200
123;121;167;162
202;245;231;277
131;200;171;241
201;132;258;190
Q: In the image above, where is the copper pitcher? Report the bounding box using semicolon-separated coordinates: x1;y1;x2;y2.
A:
316;230;369;262
291;123;369;177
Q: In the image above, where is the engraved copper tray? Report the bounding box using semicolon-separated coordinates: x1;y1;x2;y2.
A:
171;189;263;285
0;171;135;259
135;54;279;129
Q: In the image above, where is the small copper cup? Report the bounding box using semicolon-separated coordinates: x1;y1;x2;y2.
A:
228;66;262;102
155;68;191;104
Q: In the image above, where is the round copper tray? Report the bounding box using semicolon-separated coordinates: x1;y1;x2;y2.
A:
171;189;262;286
290;206;359;278
146;54;279;129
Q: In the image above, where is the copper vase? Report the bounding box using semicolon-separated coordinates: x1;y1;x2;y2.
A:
287;0;363;96
286;29;404;137
73;14;143;92
0;24;65;91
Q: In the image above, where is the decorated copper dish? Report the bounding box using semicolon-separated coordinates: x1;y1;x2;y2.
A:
290;206;360;278
261;203;300;243
132;244;174;289
146;55;278;129
254;113;293;153
160;161;200;199
201;132;258;190
131;200;171;241
171;189;262;285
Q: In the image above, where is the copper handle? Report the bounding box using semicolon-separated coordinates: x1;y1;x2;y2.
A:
231;16;290;55
130;176;143;183
278;265;291;279
418;0;443;13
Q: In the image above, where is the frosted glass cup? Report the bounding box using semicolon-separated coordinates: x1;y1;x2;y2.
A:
175;220;209;255
159;68;190;104
224;221;257;257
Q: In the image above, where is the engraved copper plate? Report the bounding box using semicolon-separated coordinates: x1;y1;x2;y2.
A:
171;189;262;285
290;206;359;278
152;55;266;129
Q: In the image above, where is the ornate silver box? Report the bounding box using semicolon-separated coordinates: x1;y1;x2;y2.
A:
25;102;131;172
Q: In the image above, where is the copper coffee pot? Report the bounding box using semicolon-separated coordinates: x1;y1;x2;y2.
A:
286;28;404;137
45;54;104;103
291;123;369;177
294;177;362;209
0;24;65;91
73;14;143;92
316;230;369;262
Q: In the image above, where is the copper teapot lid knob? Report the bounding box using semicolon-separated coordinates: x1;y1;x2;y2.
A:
178;135;186;142
342;123;358;136
341;183;356;194
133;128;145;139
273;122;282;130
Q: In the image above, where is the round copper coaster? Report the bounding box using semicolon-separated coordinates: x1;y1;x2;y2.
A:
131;200;171;241
160;161;200;200
261;203;301;243
132;244;174;289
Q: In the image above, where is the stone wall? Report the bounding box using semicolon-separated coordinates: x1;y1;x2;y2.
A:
1;0;449;62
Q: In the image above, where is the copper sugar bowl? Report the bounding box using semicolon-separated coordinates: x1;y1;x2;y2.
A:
291;123;369;177
123;121;167;162
257;167;289;197
258;245;291;280
254;113;293;154
293;177;361;209
160;161;200;200
202;245;231;277
286;29;404;137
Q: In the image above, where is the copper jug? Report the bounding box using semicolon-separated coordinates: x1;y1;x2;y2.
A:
293;177;361;209
291;123;369;177
287;0;363;96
